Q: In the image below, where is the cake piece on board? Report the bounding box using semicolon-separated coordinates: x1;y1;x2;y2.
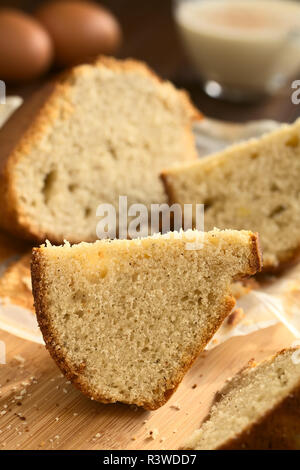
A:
31;229;261;409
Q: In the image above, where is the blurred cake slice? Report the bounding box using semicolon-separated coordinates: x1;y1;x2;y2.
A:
183;347;300;450
162;119;300;271
0;57;201;244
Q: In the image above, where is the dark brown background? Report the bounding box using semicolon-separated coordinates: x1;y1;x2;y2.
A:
1;0;300;122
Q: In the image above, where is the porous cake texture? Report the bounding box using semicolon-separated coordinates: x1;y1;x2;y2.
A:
31;229;261;409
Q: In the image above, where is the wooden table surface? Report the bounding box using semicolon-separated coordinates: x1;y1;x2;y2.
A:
3;0;300;123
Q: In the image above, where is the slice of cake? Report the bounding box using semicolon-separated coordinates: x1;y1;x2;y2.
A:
162;119;300;271
0;57;201;244
183;347;300;450
31;229;261;410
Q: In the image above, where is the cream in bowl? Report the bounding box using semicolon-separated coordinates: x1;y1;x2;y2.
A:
175;0;300;100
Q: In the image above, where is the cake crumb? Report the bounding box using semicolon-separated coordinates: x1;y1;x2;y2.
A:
291;349;300;365
13;355;25;365
170;403;181;410
22;276;32;291
130;404;138;412
147;428;159;440
227;308;245;327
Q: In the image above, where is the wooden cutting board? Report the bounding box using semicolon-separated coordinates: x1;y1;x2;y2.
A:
0;324;294;450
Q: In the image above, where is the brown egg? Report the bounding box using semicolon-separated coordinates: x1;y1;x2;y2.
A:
0;9;53;82
35;1;122;67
